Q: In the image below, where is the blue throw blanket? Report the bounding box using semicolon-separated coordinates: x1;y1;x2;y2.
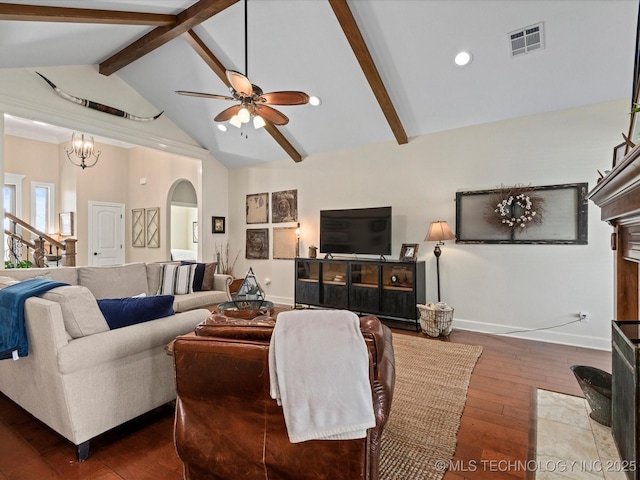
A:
0;278;68;360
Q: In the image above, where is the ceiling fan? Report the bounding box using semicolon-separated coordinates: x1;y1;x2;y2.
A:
176;70;309;129
176;0;309;130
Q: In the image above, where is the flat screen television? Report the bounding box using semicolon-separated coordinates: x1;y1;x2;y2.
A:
320;206;392;256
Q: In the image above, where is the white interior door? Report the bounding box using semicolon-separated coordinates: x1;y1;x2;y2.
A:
89;201;124;266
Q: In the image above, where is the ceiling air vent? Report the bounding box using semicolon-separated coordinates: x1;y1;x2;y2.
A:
509;22;544;57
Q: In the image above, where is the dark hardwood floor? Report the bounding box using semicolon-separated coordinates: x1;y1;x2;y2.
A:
0;325;610;480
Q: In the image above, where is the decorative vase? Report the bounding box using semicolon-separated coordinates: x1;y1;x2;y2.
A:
308;247;317;258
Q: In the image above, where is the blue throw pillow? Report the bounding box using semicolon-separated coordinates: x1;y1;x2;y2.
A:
97;295;175;330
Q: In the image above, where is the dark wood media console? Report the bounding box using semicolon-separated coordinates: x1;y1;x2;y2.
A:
294;257;425;330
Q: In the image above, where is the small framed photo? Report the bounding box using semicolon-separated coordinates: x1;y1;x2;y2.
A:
212;216;225;234
193;222;198;243
399;243;419;262
613;142;626;169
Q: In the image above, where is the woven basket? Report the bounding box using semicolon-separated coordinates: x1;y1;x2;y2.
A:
418;303;454;337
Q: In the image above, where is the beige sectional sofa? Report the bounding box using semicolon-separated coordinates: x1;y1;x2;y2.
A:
0;262;232;461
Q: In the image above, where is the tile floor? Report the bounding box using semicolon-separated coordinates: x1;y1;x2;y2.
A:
535;389;628;480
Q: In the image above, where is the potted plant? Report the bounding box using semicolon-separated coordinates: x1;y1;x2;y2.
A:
308;245;317;258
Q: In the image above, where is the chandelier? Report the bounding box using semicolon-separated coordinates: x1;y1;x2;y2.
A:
65;132;100;169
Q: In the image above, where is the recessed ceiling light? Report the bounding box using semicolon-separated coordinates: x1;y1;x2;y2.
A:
309;96;321;106
217;124;227;132
454;51;472;66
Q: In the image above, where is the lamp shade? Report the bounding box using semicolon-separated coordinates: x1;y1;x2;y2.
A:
425;221;455;242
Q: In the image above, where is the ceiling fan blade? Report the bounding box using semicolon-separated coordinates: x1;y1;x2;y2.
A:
214;104;242;122
255;104;289;126
260;91;310;106
226;70;253;97
176;91;235;101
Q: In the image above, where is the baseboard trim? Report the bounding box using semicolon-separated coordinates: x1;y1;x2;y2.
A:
452;318;611;351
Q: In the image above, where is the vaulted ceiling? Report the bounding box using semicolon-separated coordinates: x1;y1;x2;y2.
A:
0;0;638;168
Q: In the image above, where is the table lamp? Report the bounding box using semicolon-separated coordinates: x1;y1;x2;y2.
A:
425;220;455;302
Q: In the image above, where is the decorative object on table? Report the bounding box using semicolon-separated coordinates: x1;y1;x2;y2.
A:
132;208;145;247
145;207;160;248
174;0;309;134
212;216;225;233
59;212;74;237
425;220;455;302
246;192;269;224
570;365;612;426
399;243;418;262
246;228;269;259
456;183;588;244
418;302;454;337
218;267;273;318
308;245;317;258
65;132;100;169
271;189;298;223
613;142;627;169
215;241;239;276
36;72;163;122
192;222;198;243
484;184;545;234
273;226;297;259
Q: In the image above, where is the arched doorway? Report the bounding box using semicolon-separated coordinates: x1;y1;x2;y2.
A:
169;179;198;261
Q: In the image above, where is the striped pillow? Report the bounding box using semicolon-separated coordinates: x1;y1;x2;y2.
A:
158;263;195;295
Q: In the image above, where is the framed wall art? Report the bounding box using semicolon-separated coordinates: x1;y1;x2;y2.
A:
455;182;588;244
246;193;269;224
59;212;74;237
272;189;298;223
132;208;145;247
273;226;297;259
145;207;160;248
212;216;225;233
246;228;269;259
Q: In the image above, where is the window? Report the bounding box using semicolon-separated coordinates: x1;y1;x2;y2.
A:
31;181;55;234
4;173;24;231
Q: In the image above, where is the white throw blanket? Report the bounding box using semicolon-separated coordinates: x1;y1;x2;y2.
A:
268;309;376;443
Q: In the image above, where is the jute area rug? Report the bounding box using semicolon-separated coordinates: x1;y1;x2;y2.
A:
380;333;482;480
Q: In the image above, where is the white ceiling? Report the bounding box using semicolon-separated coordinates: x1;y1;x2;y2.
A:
0;0;638;168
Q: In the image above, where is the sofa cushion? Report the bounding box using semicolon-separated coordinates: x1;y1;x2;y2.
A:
97;295;175;330
0;267;78;285
158;264;195;295
0;276;19;289
181;261;217;291
41;286;109;338
78;263;148;299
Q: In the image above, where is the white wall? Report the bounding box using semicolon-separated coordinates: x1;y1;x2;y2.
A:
227;99;627;350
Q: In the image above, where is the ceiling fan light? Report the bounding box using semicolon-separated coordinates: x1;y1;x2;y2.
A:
229;115;242;128
454;50;472;66
253;115;266;129
238;107;251;123
309;96;321;106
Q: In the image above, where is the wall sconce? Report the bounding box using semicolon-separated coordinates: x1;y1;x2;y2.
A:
65;132;100;169
425;220;455;302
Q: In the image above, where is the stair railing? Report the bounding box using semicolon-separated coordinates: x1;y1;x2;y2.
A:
3;212;77;267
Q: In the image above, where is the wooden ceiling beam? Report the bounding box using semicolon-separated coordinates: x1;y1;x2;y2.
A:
182;30;229;87
328;0;408;145
183;30;304;163
0;3;175;26
99;0;238;76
